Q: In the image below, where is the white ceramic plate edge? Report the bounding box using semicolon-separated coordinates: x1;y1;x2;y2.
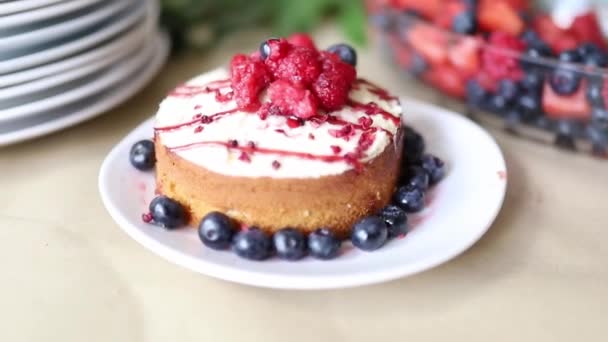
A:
0;0;66;16
98;99;507;290
0;0;104;30
0;31;169;146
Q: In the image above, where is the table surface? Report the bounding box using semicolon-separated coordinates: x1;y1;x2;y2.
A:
1;26;607;342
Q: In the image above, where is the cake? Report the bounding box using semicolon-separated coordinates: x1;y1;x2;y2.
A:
153;36;404;238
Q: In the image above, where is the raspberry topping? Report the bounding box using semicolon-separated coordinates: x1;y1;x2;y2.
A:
230;54;271;111
230;34;358;118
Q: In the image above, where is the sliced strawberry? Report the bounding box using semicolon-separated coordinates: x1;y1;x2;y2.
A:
551;33;579;54
478;0;525;36
542;80;592;120
569;12;607;49
432;0;465;30
448;36;481;78
424;65;466;98
533;14;567;49
391;0;440;19
406;24;448;65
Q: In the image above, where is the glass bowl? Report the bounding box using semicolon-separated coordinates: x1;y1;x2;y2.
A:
366;1;608;158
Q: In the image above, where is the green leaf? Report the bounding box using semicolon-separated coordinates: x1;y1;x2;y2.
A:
338;0;367;46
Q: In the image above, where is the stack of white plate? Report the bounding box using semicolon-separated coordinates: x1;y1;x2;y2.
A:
0;0;170;146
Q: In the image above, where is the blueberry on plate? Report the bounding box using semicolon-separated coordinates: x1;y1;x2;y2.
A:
554;120;577;150
259;38;278;60
327;43;357;66
232;227;272;261
273;228;307;261
402;126;425;165
578;43;608;68
452;10;477;34
393;184;425;213
517;91;542;116
379;205;408;238
549;68;581;95
148;196;187;229
198;212;236;250
403;166;429;191
419;154;445;185
351;216;388;251
308;228;341;260
489;94;511;114
129;139;155;171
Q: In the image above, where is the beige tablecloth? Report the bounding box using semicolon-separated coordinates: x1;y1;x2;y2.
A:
1;26;607;342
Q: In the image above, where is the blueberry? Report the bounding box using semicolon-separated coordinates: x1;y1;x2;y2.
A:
403;166;429;191
558;49;582;64
232;228;272;260
259;38;278;60
578;43;608;68
402;126;425;165
533;116;554;131
497;79;519;102
517;92;542;116
148;196;187;229
592;107;608;126
587;77;605;109
504;109;523;130
273;228;307;261
393;185;425;213
452;11;477;34
549;68;581;95
408;53;427;77
198;212;235;250
465;79;488;107
521;71;544;93
419;154;445;185
379;205;408;238
525;43;553;59
327;43;357;66
521;30;542;46
129;139;155;171
554;120;577;150
308;228;341;260
351;216;388;251
489;94;510;113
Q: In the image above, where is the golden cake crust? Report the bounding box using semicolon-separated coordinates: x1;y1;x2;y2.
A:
155;130;403;238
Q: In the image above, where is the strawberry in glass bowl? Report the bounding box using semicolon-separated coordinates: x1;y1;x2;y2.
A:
366;0;608;158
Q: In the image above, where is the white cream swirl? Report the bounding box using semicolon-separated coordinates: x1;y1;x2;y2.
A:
154;68;402;179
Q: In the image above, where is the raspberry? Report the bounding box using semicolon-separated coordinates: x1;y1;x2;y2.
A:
270;47;321;86
287;33;316;50
263;38;291;76
230;54;271;111
268;80;318;119
481;32;526;81
312;51;357;110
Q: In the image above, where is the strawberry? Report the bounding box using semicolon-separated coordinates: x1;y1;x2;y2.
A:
532;14;567;50
424;64;466;98
569;12;607;49
542;80;592;120
448;36;481;78
551;34;579;53
501;0;529;11
478;0;525;36
432;0;465;30
406;24;448;65
391;0;440;19
481;32;526;81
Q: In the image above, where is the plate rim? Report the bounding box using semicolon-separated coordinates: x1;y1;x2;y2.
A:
0;0;155;74
0;31;169;146
0;0;105;30
98;99;507;290
0;0;67;16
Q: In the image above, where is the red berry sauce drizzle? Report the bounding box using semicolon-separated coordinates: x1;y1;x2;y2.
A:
155;35;402;173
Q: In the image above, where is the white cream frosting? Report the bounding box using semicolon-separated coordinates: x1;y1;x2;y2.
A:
154;68;402;179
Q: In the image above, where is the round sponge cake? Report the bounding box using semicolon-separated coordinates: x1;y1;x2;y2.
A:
154;68;403;237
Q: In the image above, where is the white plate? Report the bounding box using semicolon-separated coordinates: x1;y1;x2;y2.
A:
0;0;103;31
0;0;155;74
98;99;507;290
0;0;138;53
0;29;155;122
0;32;146;105
0;13;149;88
0;0;67;16
0;31;169;145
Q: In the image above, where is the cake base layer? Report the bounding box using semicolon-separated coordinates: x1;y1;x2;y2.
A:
155;133;403;238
